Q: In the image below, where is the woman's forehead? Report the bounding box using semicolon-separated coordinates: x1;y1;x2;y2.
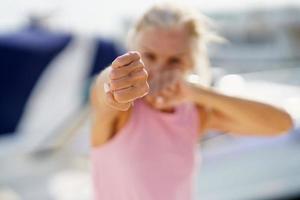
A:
136;26;192;55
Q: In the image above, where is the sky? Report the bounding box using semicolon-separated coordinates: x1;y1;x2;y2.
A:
1;0;300;35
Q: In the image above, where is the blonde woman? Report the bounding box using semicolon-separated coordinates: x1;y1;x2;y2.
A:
90;3;293;200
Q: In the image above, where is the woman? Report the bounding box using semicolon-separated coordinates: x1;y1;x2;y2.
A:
90;3;293;200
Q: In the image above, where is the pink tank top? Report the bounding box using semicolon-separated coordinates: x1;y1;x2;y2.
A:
91;99;201;200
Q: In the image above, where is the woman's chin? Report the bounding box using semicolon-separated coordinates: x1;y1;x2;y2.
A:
143;98;175;113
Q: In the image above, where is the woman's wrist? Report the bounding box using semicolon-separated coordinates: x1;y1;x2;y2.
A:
184;76;224;109
184;81;205;104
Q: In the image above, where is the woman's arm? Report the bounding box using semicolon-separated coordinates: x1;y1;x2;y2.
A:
187;83;293;136
90;67;124;147
90;51;149;147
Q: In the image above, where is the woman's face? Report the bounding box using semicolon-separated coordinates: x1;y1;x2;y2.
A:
133;25;195;110
134;25;194;80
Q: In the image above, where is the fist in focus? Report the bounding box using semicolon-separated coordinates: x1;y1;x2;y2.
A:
104;51;149;111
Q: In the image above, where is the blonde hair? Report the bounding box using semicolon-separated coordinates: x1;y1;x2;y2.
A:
127;2;224;86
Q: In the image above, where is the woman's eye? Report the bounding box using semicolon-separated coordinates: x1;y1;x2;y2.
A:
143;52;156;61
168;57;181;65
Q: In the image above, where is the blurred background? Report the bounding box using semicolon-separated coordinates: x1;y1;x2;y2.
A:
0;0;300;199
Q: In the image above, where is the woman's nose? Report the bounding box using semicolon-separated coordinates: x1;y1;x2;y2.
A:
146;61;168;78
154;62;168;71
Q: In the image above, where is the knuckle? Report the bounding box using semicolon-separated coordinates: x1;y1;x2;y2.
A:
129;51;141;58
140;88;148;98
142;69;148;79
145;82;150;90
112;57;122;67
137;84;149;97
137;59;144;65
144;83;150;94
116;54;125;61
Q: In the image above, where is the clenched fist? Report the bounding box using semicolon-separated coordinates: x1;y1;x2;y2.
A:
145;69;190;110
104;51;149;111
